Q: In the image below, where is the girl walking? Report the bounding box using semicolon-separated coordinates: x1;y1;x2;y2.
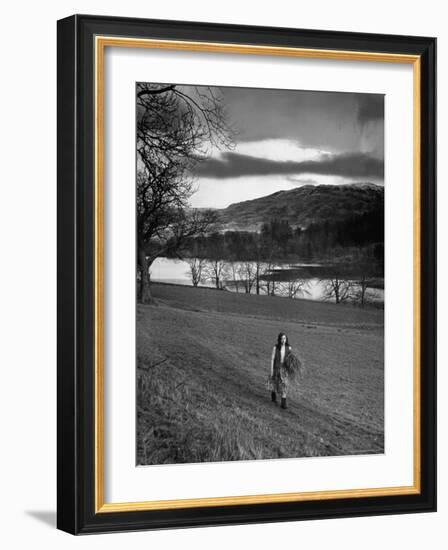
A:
268;332;304;409
268;332;292;409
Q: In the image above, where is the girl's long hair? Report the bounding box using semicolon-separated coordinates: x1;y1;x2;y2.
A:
276;332;289;349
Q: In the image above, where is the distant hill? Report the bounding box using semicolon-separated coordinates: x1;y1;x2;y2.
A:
213;183;383;232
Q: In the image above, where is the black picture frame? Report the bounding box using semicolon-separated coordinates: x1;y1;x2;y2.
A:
57;14;436;535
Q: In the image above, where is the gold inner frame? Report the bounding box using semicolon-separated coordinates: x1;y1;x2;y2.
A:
94;36;421;513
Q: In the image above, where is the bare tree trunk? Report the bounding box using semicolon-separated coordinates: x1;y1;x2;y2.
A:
334;278;340;304
138;247;153;304
231;262;240;293
359;277;367;307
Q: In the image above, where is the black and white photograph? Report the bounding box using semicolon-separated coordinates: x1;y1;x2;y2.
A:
136;82;385;466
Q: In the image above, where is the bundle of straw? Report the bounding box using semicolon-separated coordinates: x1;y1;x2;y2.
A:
284;352;306;382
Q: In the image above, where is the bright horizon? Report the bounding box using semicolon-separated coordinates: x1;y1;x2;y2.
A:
191;180;383;211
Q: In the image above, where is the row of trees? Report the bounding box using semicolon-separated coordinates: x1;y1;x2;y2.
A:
186;258;278;295
184;252;383;307
179;214;384;265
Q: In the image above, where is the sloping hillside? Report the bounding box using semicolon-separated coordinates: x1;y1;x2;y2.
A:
215;183;383;232
137;283;384;465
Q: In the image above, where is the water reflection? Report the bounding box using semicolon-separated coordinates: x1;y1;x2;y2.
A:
149;257;384;303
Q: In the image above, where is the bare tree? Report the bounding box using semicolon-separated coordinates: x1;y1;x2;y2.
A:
238;262;257;294
229;262;242;293
350;249;382;307
254;260;262;295
253;242;266;295
352;274;370;307
204;259;229;290
136;83;234;303
261;260;279;296
186;257;206;287
281;277;309;299
321;276;353;304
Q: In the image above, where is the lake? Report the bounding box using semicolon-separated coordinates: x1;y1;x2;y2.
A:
149;257;384;304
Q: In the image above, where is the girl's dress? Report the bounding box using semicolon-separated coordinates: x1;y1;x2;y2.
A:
268;344;291;395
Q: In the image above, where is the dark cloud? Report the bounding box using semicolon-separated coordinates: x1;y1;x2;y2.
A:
357;95;384;125
194;151;384;180
221;87;383;154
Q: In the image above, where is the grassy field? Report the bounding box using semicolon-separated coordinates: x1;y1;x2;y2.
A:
137;283;384;465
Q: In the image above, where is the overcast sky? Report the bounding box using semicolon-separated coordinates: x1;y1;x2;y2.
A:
183;85;383;208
